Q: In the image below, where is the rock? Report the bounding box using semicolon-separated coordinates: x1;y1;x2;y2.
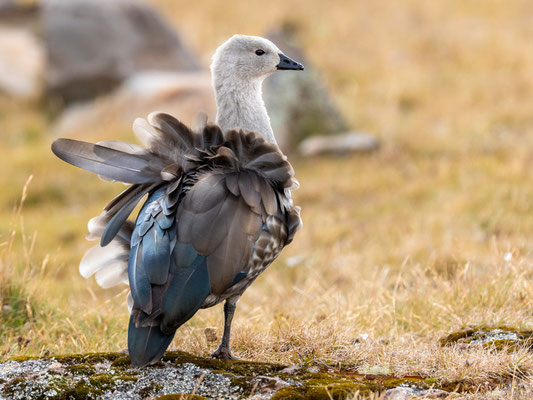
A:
42;0;202;105
0;26;44;98
2;304;13;313
204;327;218;343
53;71;215;135
385;387;416;400
439;326;533;351
46;362;66;374
384;387;451;399
278;365;302;375
285;255;305;268
264;24;349;153
298;131;379;156
0;0;38;25
0;350;454;400
252;375;290;394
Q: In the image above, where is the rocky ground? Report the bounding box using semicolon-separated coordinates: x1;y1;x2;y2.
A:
2;326;531;399
0;350;455;400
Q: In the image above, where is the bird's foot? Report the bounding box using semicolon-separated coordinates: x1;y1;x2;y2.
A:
211;346;240;360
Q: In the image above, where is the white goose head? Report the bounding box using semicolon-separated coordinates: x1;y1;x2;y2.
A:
212;34;303;82
211;35;304;145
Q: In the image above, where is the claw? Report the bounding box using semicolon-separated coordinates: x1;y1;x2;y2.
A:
211;346;240;360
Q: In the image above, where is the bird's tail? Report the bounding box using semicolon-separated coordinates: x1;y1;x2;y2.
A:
78;184;157;295
128;315;176;367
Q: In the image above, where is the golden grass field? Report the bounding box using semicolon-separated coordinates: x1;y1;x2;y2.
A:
1;0;532;398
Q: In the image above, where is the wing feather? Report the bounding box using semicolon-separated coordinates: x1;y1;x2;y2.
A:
101;183;157;246
177;171;266;295
51;138;165;184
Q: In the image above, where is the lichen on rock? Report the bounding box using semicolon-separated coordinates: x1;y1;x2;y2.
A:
439;325;533;351
0;350;455;399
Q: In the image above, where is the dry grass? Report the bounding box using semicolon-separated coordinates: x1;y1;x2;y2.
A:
1;0;532;398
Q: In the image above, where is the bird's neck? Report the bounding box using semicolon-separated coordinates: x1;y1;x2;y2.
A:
213;74;276;145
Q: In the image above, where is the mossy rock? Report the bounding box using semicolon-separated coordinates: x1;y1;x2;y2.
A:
161;350;286;376
440;325;533;351
270;387;307;400
1;377;28;397
57;380;104;399
0;350;458;399
49;352;125;365
138;381;164;398
270;370;451;400
110;355;133;369
3;351;126;365
67;363;96;375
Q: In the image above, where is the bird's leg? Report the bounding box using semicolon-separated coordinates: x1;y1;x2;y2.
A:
211;297;240;360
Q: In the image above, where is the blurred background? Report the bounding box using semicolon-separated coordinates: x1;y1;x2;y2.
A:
0;0;532;387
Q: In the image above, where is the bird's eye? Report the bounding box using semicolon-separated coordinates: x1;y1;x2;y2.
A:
255;49;265;56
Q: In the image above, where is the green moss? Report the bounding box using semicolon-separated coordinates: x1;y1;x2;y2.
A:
272;383;360;400
110;355;132;369
45;376;70;398
50;352;124;365
306;383;358;400
271;387;307;400
45;373;128;399
6;355;35;362
88;373;117;389
1;377;27;396
303;372;347;386
270;368;455;400
440;327;486;345
5;352;124;365
162;350;286;376
44;373;120;400
382;377;429;389
61;380;104;400
438;380;473;393
138;382;164;398
67;363;96;375
228;375;256;394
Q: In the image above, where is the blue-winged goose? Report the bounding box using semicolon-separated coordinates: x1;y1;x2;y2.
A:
52;35;303;367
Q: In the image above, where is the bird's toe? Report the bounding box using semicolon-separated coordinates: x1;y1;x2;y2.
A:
211;346;240;360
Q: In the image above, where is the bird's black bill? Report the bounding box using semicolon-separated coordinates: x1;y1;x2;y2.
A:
277;53;304;70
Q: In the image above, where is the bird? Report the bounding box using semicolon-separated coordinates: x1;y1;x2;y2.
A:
51;34;304;367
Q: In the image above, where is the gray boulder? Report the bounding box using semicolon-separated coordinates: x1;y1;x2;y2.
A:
298;131;379;156
53;71;216;135
384;387;451;399
42;0;201;105
0;0;38;24
0;26;44;98
264;24;349;152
